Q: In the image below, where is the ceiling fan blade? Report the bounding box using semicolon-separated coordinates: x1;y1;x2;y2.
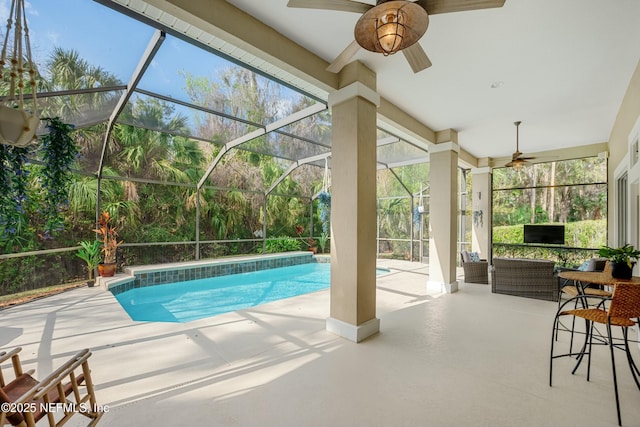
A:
416;0;506;15
287;0;372;14
326;40;361;73
402;43;432;73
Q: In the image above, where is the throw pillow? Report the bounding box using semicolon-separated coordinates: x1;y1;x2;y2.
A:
577;261;590;271
469;252;480;262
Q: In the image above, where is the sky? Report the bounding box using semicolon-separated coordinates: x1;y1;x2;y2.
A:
0;0;313;129
1;1;150;81
0;0;238;100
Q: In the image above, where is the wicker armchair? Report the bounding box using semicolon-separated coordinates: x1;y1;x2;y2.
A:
460;251;489;284
491;257;558;301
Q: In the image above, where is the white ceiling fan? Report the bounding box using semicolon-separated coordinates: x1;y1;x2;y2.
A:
287;0;506;74
505;121;535;168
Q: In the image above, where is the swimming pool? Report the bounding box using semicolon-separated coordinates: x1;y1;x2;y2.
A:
114;262;387;323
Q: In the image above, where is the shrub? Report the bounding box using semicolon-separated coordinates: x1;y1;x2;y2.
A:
493;220;606;248
263;236;302;253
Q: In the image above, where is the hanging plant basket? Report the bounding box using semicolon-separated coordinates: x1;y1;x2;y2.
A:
318;191;331;234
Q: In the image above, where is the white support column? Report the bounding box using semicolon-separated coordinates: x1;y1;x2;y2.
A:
471;167;492;260
326;64;380;342
428;140;459;293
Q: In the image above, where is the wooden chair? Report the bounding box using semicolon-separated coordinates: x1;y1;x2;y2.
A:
0;347;103;427
550;282;640;426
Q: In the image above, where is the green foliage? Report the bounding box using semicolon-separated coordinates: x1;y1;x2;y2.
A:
492;224;524;244
493;158;607;226
493;220;606;266
75;240;101;279
318;191;331;234
318;232;329;253
492;244;599;267
378;197;411;239
40;117;79;234
565;220;606;248
493;220;606;248
598;244;640;267
263;236;302;253
0;144;30;249
492;157;608;268
0;117;78;247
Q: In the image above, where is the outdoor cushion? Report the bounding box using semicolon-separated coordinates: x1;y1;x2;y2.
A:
577;261;590;271
586;257;608;272
461;251;481;263
576;257;607;271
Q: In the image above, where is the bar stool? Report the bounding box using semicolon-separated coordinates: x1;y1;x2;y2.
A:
550;282;640;426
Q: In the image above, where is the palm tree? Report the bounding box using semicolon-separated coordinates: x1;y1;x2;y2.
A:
105;96;207;241
42;47;122;121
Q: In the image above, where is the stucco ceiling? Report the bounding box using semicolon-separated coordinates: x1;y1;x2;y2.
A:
111;0;640;165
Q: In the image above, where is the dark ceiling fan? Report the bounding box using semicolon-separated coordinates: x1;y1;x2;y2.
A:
287;0;506;74
505;121;535;168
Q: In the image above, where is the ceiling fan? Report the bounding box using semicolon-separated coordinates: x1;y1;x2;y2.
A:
505;121;535;168
287;0;506;74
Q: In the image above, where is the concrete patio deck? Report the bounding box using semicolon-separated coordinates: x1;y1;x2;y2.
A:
1;259;639;426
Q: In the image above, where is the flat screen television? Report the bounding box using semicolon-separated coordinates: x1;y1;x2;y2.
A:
523;224;565;245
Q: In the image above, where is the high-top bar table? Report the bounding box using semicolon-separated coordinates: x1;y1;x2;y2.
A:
558;270;640;287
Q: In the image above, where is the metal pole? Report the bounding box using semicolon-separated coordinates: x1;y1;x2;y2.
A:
195;188;200;260
262;194;268;253
410;195;415;261
309;196;314;240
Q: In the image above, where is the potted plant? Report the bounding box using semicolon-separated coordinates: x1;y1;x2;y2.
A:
294;224;317;253
75;240;101;287
306;237;318;254
318;232;329;254
95;211;122;277
598;244;640;279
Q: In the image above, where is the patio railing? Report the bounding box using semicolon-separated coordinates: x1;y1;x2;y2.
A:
492;243;600;267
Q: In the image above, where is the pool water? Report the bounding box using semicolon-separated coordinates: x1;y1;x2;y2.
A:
114;263;386;323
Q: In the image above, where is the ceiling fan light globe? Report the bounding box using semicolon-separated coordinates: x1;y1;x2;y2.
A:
376;11;406;55
355;1;428;54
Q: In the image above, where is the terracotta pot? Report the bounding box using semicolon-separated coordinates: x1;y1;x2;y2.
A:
98;263;117;277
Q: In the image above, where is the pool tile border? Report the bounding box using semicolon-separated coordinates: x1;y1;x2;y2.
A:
107;252;326;295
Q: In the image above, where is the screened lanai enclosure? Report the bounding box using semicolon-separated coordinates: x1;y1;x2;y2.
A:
0;0;439;295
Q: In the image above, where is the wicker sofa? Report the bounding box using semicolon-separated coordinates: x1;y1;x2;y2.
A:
491;257;558;301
